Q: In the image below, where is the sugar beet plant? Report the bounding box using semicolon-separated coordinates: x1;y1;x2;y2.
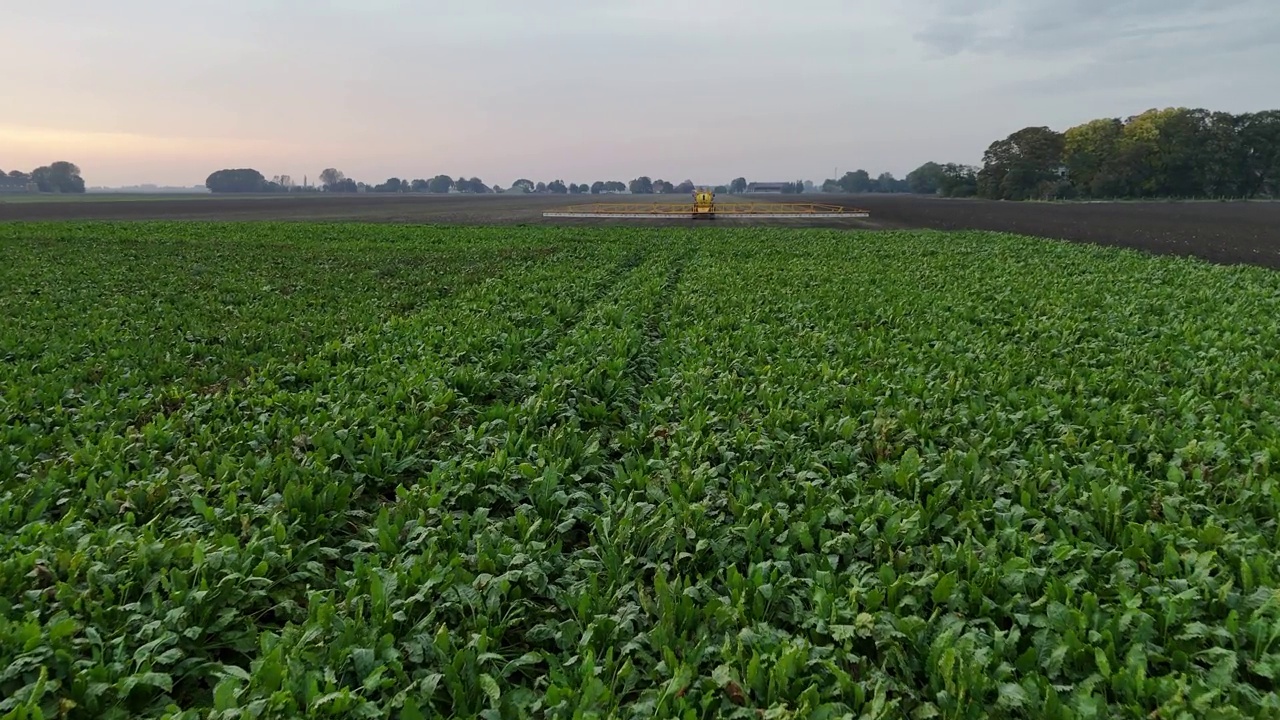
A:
2;221;1279;719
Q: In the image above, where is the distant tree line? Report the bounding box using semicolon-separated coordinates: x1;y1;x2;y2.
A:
903;163;981;198
204;168;814;196
206;106;1271;203
900;107;1280;201
148;106;1280;202
1;162;85;193
819;170;915;195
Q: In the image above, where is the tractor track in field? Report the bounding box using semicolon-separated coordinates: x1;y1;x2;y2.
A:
287;246;656;572
4;192;1280;268
390;246;654;477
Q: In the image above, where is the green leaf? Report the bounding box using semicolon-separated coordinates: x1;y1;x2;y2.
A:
219;664;251;682
997;683;1028;709
213;677;240;710
830;625;857;642
932;572;956;604
155;648;184;665
401;697;425;720
1095;648;1111;678
501;652;543;678
478;674;500;707
126;672;173;694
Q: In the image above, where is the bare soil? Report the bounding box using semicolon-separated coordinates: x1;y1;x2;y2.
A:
823;195;1280;269
3;192;1278;268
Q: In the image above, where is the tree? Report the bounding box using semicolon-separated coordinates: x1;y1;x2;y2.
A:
630;176;653;194
906;162;945;194
50;161;85;193
606;181;626;193
1108;111;1173;198
1062;118;1125;198
838;170;872;193
319;168;347;191
874;172;905;193
28;167;52;192
1199;111;1247;197
1106;108;1212;198
547;179;568;193
205;168;268;193
714;185;729;193
535;181;547;193
448;174;489;193
410;178;429;192
652;179;674;193
569;183;583;194
510;179;535;193
729;177;747;194
29;161;86;193
937;164;979;197
976;126;1066;200
590;181;605;194
674;180;695;194
1149;108;1209;197
427;175;453;193
1237;110;1280;197
373;177;405;193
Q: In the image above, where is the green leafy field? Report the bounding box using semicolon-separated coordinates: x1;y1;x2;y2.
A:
3;222;1279;719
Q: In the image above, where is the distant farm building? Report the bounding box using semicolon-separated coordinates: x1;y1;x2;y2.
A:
0;176;36;193
747;182;785;193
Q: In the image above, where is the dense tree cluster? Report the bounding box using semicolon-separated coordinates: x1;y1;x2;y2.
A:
908;107;1280;201
904;162;980;197
205;169;273;193
1;162;85;193
809;107;1280;201
819;170;912;194
590;181;627;194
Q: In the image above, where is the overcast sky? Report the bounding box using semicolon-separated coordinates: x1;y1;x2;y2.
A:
3;0;1277;187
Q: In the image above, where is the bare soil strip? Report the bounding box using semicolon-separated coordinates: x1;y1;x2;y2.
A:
3;192;1277;268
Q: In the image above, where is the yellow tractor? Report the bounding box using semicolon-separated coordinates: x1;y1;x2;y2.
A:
543;187;867;220
693;188;716;217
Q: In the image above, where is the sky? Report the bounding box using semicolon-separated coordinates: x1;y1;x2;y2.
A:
3;0;1278;188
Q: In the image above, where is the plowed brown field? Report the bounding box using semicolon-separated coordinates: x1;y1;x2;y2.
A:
3;192;1278;268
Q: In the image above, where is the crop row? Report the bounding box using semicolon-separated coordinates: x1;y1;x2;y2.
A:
3;223;1280;719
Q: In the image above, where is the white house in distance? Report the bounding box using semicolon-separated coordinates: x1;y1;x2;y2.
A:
0;175;37;193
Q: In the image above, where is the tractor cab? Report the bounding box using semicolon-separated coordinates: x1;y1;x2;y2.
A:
693;188;715;214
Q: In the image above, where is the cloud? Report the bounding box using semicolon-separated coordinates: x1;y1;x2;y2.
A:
912;0;1280;58
906;0;1280;123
